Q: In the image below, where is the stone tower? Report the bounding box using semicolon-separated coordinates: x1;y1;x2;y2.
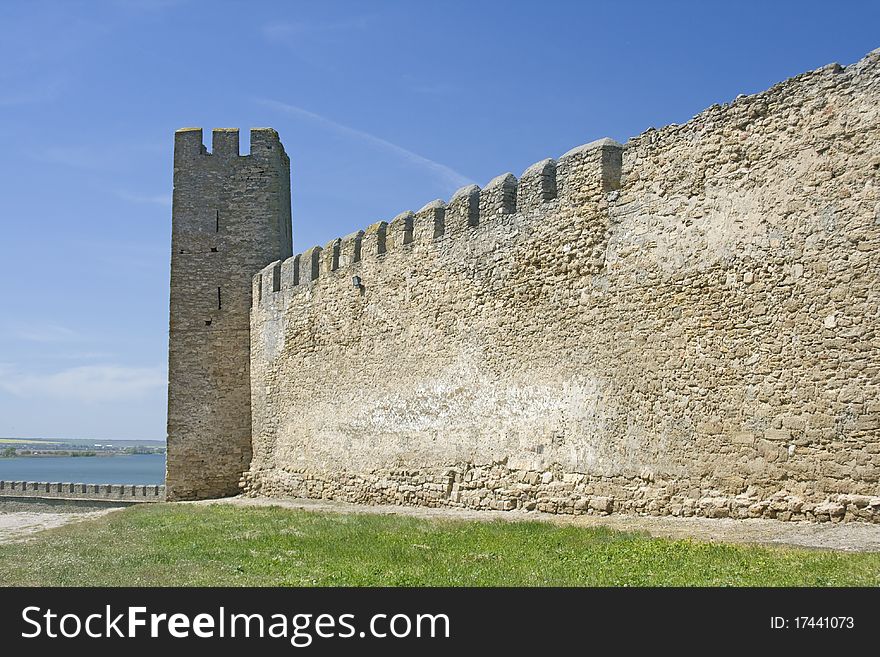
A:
166;127;292;500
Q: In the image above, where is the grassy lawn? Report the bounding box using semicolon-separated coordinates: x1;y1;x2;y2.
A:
0;503;878;586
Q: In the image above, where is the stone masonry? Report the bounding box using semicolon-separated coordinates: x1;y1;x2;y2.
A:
0;480;164;502
170;51;880;522
166;128;292;500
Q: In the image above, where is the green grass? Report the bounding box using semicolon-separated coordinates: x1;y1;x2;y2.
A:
1;503;878;586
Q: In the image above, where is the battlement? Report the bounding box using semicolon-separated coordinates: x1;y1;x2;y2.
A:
174;127;288;161
0;480;165;502
252;137;622;304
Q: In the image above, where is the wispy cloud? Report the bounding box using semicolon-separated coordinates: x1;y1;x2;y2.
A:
110;0;187;10
259;17;374;72
0;364;165;403
68;237;166;254
30;141;166;171
43;351;115;361
0;2;179;109
261;17;371;43
409;83;458;96
0;10;107;109
0;79;66;107
33;145;113;170
256;99;474;189
116;190;172;206
4;323;80;344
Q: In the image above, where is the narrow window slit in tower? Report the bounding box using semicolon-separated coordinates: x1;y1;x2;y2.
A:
217;287;222;310
215;210;220;232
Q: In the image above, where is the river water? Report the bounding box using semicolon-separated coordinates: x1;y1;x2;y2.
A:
0;453;165;484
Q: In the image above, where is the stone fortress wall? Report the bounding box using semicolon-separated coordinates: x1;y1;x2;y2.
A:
0;481;164;503
170;50;880;522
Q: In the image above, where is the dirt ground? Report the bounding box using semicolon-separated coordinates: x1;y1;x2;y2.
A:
0;506;116;544
3;496;879;552
196;496;880;553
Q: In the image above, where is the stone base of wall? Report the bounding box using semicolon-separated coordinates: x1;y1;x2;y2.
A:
242;465;880;524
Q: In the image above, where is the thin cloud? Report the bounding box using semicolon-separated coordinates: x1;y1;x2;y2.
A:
0;364;165;403
261;17;371;43
40;351;115;361
116;190;173;206
259;17;374;72
111;0;187;10
6;323;80;344
256;98;474;189
409;83;458;96
33;145;112;170
0;81;65;107
0;10;108;110
31;141;169;170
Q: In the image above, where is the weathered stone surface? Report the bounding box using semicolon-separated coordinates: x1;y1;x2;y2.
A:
0;480;164;501
166;128;292;500
171;50;880;521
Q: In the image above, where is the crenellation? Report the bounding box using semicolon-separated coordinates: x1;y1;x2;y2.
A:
518;158;557;211
253;137;623;304
282;254;300;288
556;137;623;199
246;138;648;303
339;230;364;267
299;246;322;284
252;272;262;305
212;128;239;158
249;127;285;159
173;127;207;159
362;221;388;258
270;260;282;293
0;480;166;502
256;259;280;304
446;184;481;234
387;211;414;250
479;173;518;217
321;238;341;276
414;200;446;242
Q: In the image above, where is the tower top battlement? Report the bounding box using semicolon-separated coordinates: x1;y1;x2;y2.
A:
173;127;287;160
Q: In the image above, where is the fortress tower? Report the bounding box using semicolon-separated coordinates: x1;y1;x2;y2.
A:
166;128;292;500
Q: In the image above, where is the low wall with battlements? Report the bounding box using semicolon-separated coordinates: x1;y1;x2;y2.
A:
242;49;880;522
0;480;165;503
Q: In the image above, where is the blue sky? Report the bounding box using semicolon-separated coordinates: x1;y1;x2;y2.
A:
0;0;877;441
